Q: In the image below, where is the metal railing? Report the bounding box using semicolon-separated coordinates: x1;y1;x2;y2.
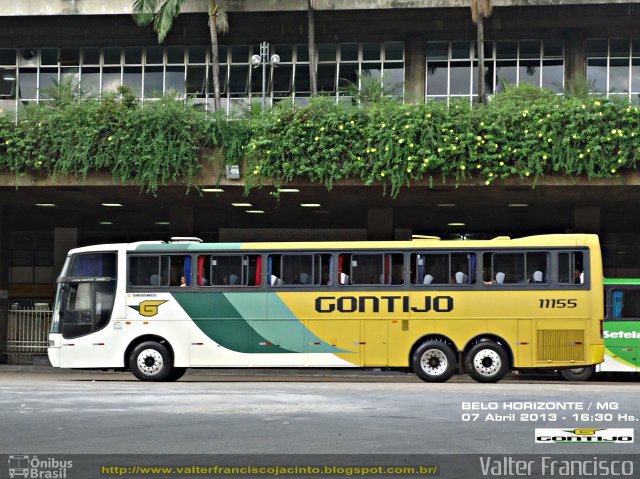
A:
7;308;52;354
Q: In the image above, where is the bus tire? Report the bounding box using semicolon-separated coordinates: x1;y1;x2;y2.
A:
411;341;457;383
465;342;509;383
129;341;172;382
558;366;594;381
164;367;187;382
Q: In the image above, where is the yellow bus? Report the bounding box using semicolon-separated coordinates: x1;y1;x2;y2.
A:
48;234;604;383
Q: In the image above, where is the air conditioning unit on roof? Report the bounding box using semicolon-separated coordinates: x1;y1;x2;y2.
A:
20;49;40;67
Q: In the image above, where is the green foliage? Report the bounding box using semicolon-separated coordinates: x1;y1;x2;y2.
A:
1;83;640;196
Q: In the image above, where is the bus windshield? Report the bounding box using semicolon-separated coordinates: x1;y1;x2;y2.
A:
51;252;117;339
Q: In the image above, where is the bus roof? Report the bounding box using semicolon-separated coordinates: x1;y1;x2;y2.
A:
64;233;599;255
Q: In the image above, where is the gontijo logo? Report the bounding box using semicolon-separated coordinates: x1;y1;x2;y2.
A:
535;428;634;443
129;300;168;317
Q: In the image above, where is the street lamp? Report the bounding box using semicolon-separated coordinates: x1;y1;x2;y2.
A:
250;41;280;108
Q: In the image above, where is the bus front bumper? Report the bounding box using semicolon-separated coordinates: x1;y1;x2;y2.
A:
47;334;62;367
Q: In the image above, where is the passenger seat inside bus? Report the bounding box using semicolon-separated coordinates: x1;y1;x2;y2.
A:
495;272;505;284
423;274;434;285
455;271;468;284
229;274;240;285
149;274;160;286
532;270;544;283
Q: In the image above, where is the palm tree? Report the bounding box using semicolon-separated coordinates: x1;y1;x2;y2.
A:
132;0;228;111
470;0;493;104
307;0;317;96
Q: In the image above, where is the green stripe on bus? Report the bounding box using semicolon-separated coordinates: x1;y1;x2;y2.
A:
172;292;292;354
224;293;345;354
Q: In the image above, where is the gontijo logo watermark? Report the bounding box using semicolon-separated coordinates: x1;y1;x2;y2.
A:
8;455;73;478
535;428;634;443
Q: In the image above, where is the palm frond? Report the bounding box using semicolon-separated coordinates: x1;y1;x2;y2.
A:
156;0;184;43
132;0;158;26
216;10;229;35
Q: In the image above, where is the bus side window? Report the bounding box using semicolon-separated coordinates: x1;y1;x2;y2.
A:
558;251;584;284
129;255;170;286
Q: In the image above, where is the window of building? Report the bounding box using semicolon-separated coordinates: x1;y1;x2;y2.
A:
426;39;564;104
587;38;640;103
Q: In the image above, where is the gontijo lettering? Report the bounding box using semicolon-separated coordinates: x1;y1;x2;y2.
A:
315;295;454;313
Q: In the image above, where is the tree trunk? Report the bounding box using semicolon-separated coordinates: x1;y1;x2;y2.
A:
308;0;317;96
477;15;485;104
209;12;222;111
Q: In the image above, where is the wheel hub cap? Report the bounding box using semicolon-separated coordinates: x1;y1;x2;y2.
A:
421;349;448;375
137;349;163;376
473;349;501;376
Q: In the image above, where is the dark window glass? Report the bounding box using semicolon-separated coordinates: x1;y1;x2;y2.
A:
123;67;142;96
317;64;336;92
41;48;59;66
385;42;403;61
519;40;540;59
167;46;185;64
103;47;122;65
451;42;471;60
609;58;630;93
427;42;448;61
59;48;80;66
294;66;310;93
558;252;584;285
0;49;16;65
231;46;249;64
18;68;37;98
495;61;517;92
317;43;336;62
610;39;630;58
83;48;100;65
587;39;608;57
229;65;249;94
449;63;471;94
363;43;380;61
166;66;185;95
124;47;143;64
70;253;116;277
144;66;164;97
610;289;640;319
146;46;164;64
39;69;58;98
272;64;292;94
274;45;293;63
0;68;16;98
296;45;309;63
81;67;100;94
496;41;518;59
186;65;206;96
542;60;564;92
544;40;564;58
189;46;207;64
340;43;358;62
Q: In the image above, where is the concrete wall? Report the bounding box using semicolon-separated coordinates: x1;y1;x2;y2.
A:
0;0;637;16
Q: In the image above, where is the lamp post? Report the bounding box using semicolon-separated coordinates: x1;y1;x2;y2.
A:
251;41;280;108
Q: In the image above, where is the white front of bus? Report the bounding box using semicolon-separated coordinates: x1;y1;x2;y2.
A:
48;249;119;368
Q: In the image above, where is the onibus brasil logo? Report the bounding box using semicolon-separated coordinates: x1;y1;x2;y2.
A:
535;428;634;443
8;455;73;478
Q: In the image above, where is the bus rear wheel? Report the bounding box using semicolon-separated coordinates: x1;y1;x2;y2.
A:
129;341;173;382
465;342;509;383
558;366;594;381
412;341;457;383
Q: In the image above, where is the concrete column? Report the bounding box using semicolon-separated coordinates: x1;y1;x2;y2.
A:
170;207;195;238
0;207;7;363
564;31;587;91
367;207;394;241
573;206;600;234
404;34;426;103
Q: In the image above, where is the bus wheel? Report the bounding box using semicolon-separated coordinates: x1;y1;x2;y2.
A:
558;366;594;381
465;342;509;383
412;341;457;382
129;341;172;381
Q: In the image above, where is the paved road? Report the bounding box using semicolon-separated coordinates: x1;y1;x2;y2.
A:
1;368;639;456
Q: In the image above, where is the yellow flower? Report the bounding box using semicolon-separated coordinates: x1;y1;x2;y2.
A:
477;164;481;169
611;129;617;135
618;159;623;163
451;145;457;151
524;130;528;134
460;164;466;170
594;100;601;106
437;147;442;153
407;168;412;173
409;143;414;148
611;168;616;173
499;161;504;166
426;113;432;118
266;150;271;154
381;123;386;128
350;120;355;125
371;147;377;152
581;104;586;109
380;172;386;177
339;125;344;130
547;138;552;143
385;146;389;151
489;172;494;177
485;180;491;185
407;156;413;161
579;153;584;158
543;155;548;160
423;158;429;164
587;148;591;153
314;136;319;141
320;127;325;131
399;138;405;144
277;118;281;122
405;125;410;129
108;136;113;141
525;171;530;177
